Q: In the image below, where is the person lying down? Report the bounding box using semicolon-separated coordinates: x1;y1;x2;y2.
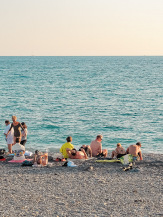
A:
66;148;88;159
33;150;48;166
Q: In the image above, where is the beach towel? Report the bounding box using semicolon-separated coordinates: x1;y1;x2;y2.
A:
119;154;133;165
96;155;133;165
96;159;120;163
8;159;33;163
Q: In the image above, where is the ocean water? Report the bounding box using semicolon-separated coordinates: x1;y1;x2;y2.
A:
0;56;162;154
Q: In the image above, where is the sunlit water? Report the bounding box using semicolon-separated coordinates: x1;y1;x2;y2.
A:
0;56;162;154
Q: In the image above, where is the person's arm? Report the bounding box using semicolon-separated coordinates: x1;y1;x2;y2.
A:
66;148;72;158
89;147;92;158
81;149;88;159
20;123;24;129
99;143;102;154
138;151;143;160
126;147;129;154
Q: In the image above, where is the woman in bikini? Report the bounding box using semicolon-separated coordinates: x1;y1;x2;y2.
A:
7;116;24;145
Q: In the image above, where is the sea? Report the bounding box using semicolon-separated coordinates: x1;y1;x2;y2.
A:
0;56;162;154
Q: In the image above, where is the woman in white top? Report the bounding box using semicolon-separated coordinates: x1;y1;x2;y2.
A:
20;122;28;146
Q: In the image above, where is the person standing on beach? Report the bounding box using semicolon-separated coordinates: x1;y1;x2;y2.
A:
4;120;14;153
20;122;28;146
6;116;24;145
126;142;143;160
60;136;74;159
90;135;108;157
112;143;126;159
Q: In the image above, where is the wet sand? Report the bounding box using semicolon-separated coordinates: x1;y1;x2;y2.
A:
0;153;163;217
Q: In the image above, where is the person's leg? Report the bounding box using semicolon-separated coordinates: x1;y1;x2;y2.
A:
13;137;16;145
41;154;48;165
102;149;108;158
8;144;12;153
86;145;92;157
18;137;21;143
112;151;116;158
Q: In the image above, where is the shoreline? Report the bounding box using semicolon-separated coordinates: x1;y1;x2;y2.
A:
0;153;163;216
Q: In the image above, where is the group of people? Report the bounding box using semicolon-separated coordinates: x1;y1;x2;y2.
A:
112;142;143;160
4;116;28;154
60;135;143;161
3;116;143;165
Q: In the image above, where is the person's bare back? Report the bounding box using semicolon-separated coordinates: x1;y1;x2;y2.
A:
126;142;143;160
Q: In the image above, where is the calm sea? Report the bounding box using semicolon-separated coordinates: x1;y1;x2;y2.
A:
0;56;162;154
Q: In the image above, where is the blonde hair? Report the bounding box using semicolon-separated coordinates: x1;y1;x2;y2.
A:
117;143;121;147
12;116;17;121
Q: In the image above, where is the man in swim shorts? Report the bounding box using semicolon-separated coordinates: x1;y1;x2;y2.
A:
90;135;108;158
66;148;88;159
126;142;143;161
112;143;126;159
60;136;74;159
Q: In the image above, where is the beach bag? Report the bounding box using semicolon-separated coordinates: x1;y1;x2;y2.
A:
22;160;33;166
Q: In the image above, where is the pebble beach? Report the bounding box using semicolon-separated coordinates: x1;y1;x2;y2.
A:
0;153;162;217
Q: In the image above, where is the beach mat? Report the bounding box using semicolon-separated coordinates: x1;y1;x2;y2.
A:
96;159;120;163
96;155;133;165
8;159;33;163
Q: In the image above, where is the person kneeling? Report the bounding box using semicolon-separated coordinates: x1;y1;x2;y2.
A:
66;148;88;159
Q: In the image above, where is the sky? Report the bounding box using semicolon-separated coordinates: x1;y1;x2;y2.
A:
0;0;163;56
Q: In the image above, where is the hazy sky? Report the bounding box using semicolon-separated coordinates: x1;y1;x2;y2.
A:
0;0;163;56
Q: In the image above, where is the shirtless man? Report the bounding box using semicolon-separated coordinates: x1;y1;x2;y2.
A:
66;148;88;159
112;143;126;159
126;142;143;160
90;135;108;158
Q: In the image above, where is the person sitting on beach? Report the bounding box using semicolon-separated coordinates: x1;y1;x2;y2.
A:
112;143;126;159
79;145;92;158
66;148;88;159
7;116;24;145
12;138;25;161
20;122;28;146
4;120;14;153
90;135;108;158
126;142;143;161
60;136;74;159
33;150;48;166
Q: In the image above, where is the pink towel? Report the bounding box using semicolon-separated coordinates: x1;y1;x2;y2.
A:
8;159;33;163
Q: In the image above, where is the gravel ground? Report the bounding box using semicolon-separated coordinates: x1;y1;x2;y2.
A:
0;153;163;217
